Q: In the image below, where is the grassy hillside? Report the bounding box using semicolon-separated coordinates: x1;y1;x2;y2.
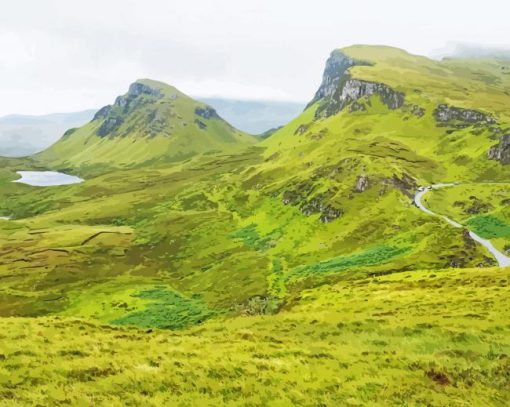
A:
1;45;510;404
0;146;494;320
2;44;509;322
425;183;510;252
36;79;256;174
263;46;510;183
0;266;509;406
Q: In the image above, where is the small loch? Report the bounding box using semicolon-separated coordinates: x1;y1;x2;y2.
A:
14;171;83;187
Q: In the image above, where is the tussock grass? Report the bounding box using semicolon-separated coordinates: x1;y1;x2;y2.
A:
0;266;509;406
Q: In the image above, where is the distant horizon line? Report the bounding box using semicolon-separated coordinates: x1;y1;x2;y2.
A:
0;96;308;119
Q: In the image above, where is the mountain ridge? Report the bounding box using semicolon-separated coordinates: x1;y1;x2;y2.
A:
36;79;257;173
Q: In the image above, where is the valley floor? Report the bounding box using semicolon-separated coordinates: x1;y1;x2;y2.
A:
1;266;509;406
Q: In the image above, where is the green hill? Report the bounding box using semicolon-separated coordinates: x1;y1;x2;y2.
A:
1;45;510;405
37;79;256;173
264;45;510;183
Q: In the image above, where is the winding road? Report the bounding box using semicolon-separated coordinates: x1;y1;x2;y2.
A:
414;184;510;267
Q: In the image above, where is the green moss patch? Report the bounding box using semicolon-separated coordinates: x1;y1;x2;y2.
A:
230;224;280;251
112;287;213;330
290;245;410;280
467;215;510;239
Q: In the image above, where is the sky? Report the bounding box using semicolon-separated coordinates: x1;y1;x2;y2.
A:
0;0;509;116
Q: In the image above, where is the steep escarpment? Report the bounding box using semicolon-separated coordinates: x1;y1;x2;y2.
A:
309;50;368;104
316;78;405;117
310;50;404;118
265;45;510;184
36;79;256;173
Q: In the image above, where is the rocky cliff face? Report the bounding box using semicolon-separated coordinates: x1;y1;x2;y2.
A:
488;134;510;164
310;50;363;104
310;50;404;118
316;79;405;118
91;82;168;138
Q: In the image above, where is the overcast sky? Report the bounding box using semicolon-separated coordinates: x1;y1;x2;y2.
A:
0;0;509;116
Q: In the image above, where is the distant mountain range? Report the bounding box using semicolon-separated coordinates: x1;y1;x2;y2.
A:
0;99;304;157
0;110;96;157
199;98;305;135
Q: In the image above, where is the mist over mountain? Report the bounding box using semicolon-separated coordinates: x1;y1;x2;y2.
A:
199;98;305;135
0;110;95;157
434;43;510;60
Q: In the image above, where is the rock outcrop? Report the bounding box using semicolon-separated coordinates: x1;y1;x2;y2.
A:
310;50;365;104
434;104;496;126
324;80;404;117
354;175;369;192
282;189;342;223
195;106;219;120
316;79;405;118
319;206;343;223
488;134;510;164
194;119;207;129
97;117;124;137
309;49;404;118
93;81;165;137
127;82;162;98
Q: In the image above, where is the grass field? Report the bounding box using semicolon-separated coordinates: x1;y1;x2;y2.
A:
0;266;509;406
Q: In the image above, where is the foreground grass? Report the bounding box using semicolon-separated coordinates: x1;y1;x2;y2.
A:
0;266;509;406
